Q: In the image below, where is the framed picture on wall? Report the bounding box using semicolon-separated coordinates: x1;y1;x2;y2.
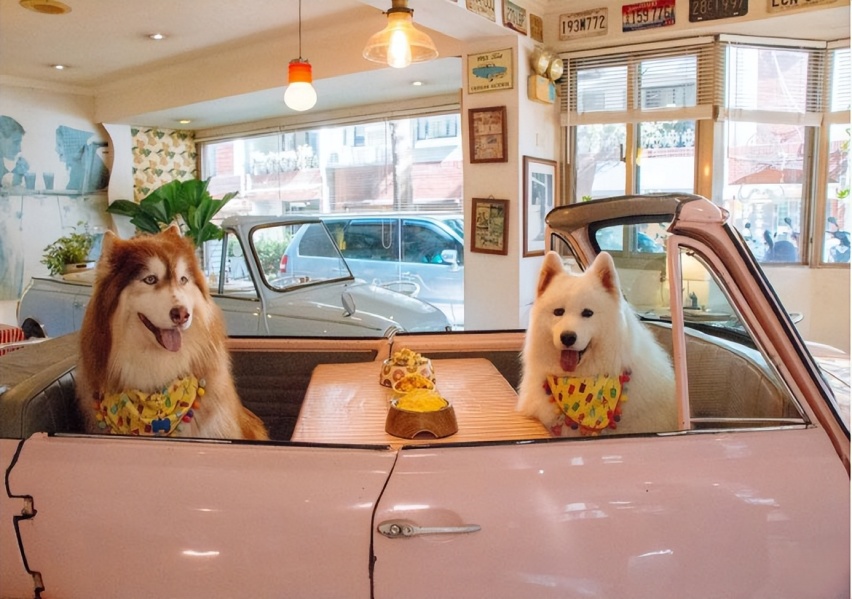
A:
523;156;557;257
468;106;508;163
471;197;509;255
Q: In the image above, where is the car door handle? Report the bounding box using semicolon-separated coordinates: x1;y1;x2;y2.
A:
377;520;481;539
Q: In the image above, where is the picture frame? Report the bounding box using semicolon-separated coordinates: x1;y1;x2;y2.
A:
523;156;558;257
471;197;509;255
468;106;508;164
467;48;514;94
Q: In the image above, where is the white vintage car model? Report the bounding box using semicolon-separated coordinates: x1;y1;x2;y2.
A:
1;194;848;598
16;214;452;338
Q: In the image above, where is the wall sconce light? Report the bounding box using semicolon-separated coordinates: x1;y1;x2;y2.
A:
362;0;438;69
284;0;317;112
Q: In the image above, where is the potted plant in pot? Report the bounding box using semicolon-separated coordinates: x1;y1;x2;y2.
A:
41;222;95;276
106;177;238;247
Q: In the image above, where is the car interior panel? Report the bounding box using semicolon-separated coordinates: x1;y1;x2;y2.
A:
0;324;806;443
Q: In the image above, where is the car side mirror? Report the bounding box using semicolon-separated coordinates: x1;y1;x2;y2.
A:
440;249;459;270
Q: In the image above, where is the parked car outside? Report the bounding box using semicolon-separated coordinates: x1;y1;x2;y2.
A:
16;214;451;338
1;195;847;598
281;213;464;326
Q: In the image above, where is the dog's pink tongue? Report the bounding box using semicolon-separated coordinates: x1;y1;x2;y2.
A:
158;328;182;352
560;350;579;372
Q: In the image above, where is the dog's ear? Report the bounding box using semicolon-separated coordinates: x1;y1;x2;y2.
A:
162;223;182;238
589;251;620;296
100;230;118;259
537;251;564;296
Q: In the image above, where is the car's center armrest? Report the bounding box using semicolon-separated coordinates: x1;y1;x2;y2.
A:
0;333;83;438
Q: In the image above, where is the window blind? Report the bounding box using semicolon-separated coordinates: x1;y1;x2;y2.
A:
561;36;847;127
560;38;716;125
829;44;850;113
717;36;827;127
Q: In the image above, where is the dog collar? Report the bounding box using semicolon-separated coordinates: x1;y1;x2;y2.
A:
94;375;205;436
545;372;629;437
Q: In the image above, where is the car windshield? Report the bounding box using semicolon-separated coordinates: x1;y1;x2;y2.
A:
254;222;352;291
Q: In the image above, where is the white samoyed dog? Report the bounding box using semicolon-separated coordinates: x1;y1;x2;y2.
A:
518;251;676;436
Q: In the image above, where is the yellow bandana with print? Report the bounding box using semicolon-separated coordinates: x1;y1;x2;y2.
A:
96;375;203;436
547;373;629;436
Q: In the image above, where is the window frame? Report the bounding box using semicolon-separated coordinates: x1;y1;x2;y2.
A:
560;35;850;269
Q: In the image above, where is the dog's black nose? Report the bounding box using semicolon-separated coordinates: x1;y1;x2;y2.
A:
170;306;190;326
560;332;577;348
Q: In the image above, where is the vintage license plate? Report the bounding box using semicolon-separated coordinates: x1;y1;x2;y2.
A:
767;0;837;12
622;0;676;31
559;8;608;40
690;0;748;22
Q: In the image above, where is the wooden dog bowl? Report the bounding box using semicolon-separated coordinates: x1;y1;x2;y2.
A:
385;394;458;439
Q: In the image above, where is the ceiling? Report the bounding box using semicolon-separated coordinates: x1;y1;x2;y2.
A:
1;0;848;131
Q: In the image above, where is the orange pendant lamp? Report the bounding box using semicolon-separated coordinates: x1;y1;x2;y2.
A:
284;0;317;112
362;0;438;69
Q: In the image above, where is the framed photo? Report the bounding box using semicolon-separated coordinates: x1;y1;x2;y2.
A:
468;106;508;164
467;48;514;94
523;156;558;257
471;197;509;255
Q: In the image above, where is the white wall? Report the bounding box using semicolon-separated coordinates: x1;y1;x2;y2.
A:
462;35;561;331
764;266;850;352
0;83;113;301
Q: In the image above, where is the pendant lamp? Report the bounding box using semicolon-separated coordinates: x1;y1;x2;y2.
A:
284;0;317;112
362;0;438;69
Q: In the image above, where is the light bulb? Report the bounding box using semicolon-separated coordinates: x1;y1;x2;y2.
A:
387;28;412;68
362;4;437;68
285;82;317;111
284;60;317;112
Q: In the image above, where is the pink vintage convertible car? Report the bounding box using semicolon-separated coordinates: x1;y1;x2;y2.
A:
1;194;848;598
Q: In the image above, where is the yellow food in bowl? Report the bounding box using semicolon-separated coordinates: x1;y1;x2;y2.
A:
392;373;435;393
395;390;448;413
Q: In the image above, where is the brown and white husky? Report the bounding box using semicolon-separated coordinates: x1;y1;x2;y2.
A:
76;225;268;440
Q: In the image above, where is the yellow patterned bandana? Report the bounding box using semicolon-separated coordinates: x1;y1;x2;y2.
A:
546;373;629;437
95;376;204;436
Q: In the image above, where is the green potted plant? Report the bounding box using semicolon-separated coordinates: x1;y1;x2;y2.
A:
106;177;238;247
41;222;95;276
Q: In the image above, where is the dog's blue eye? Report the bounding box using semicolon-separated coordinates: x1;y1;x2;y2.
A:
582;309;594;318
142;275;157;285
553;308;564;316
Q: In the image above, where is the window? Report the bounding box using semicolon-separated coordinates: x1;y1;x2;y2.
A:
562;36;850;266
199;112;464;328
201;113;462;216
565;39;711;201
338;221;399;262
717;40;826;264
823;45;851;265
